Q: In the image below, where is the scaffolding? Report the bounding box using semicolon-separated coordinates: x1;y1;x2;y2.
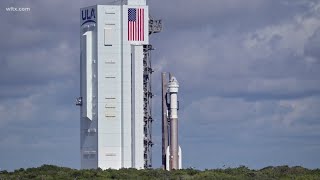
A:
143;17;162;168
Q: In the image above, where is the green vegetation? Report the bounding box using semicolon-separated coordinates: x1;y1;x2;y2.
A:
0;165;319;180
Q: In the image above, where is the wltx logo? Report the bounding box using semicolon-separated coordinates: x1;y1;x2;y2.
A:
81;8;96;26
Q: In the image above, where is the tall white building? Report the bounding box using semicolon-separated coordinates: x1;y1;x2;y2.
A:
77;0;161;169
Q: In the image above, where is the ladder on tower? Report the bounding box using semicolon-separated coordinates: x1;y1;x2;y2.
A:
143;17;162;168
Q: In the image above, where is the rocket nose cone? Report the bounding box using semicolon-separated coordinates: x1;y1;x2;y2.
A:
170;76;179;85
168;76;179;91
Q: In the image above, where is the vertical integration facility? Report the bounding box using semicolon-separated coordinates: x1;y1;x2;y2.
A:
77;0;162;169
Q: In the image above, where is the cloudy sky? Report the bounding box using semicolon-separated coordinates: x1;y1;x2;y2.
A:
0;0;320;171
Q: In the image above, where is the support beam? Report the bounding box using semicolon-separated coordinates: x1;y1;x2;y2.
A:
161;72;168;169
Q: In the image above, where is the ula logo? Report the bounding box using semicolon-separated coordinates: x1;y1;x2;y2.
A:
81;8;96;26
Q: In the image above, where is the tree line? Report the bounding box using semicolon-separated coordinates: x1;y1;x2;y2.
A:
1;164;320;179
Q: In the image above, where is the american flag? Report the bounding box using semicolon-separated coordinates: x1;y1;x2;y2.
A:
128;8;144;41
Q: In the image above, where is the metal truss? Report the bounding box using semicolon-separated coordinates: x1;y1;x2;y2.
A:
143;17;162;168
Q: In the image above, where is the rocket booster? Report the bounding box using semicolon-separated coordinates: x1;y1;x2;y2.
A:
165;76;182;170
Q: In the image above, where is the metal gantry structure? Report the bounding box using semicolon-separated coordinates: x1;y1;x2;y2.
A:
143;44;153;168
143;17;162;168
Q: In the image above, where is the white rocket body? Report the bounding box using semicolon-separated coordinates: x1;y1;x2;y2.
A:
166;76;182;170
166;146;182;170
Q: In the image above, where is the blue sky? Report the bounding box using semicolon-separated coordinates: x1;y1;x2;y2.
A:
0;0;320;171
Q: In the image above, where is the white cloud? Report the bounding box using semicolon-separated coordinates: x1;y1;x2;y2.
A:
244;9;320;57
0;80;76;127
181;96;320;134
152;0;320;99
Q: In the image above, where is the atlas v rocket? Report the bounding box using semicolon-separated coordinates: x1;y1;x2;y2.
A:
162;73;182;170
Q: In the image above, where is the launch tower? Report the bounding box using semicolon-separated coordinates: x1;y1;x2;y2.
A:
76;0;162;169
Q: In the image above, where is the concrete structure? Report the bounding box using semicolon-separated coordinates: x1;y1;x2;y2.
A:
77;0;161;169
